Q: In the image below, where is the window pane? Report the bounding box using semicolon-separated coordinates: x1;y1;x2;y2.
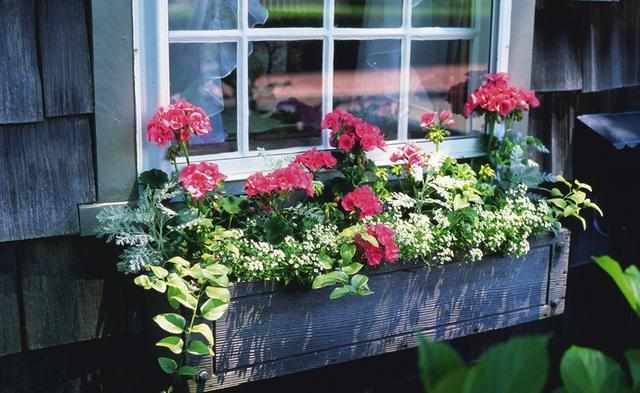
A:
334;40;401;140
169;0;239;30
248;40;323;151
408;40;489;140
256;0;324;28
335;0;403;28
412;0;491;28
170;43;238;154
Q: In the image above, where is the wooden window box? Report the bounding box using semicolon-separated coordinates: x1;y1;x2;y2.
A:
188;229;570;392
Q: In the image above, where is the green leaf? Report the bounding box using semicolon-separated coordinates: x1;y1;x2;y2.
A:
556;175;572;187
204;264;230;276
134;274;152;290
156;336;184;354
330;286;353;300
453;194;470;210
560;346;627;393
218;196;242;215
594;256;640;317
312;271;350;289
166;275;189;293
350;274;368;289
417;336;465;392
139;169;169;189
205;286;230;303
150;279;167;293
167;287;180;310
319;254;335;270
153;313;186;334
550;188;563;197
342;263;363;275
158;357;178;374
167;256;190;268
572;214;587;231
201;298;229;321
169;292;198;311
186;339;211;356
340;244;357;264
191;323;214;346
177;366;198;377
207;275;230;288
625;350;640;393
465;336;549;393
548;198;567;209
574;179;593;192
569;191;587;205
432;368;468;393
149;265;169;279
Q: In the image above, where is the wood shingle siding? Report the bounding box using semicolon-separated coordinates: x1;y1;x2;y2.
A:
532;0;640;93
19;236;128;350
0;117;96;242
0;0;44;124
0;243;21;356
531;1;583;92
38;0;94;117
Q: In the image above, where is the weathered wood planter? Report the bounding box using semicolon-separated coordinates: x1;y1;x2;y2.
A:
190;230;570;392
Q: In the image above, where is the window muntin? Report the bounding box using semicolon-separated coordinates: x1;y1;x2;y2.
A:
139;0;502;178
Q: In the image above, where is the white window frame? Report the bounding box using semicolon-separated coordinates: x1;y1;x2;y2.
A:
134;0;512;180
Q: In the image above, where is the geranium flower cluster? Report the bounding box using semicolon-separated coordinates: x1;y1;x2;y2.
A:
293;148;337;172
178;162;226;200
322;110;386;153
245;164;314;198
421;110;454;129
147;100;212;145
463;73;540;119
341;186;384;219
390;144;427;168
355;224;400;267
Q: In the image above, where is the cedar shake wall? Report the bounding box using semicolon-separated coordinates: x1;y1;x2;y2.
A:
1;0;639;392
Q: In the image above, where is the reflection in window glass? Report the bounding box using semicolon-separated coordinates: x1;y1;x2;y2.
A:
170;43;238;154
412;0;490;28
334;40;401;140
334;0;402;28
248;41;323;151
408;40;489;140
256;0;324;28
168;0;269;30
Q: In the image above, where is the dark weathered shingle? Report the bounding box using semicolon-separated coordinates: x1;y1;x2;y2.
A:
581;1;640;92
19;236;126;350
0;117;96;242
0;0;43;124
38;0;94;117
0;242;21;357
532;1;583;92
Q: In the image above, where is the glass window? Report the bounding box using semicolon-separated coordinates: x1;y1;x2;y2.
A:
143;0;499;175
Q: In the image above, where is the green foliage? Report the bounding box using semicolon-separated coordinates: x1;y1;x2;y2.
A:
417;257;640;393
546;176;603;231
417;336;549;393
560;346;628;393
595;256;640;317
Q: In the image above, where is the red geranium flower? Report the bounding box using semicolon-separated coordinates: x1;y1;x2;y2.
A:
146;100;212;146
245;164;314;199
293;148;337;172
355;223;400;267
341;186;383;219
463;73;540;119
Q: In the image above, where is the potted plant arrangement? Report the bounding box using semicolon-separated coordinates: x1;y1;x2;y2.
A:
98;73;602;392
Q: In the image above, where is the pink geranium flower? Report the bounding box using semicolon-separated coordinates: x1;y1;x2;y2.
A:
341;186;383;219
245;164;315;199
146;100;212;146
179;162;226;200
322;111;386;153
463;73;540;119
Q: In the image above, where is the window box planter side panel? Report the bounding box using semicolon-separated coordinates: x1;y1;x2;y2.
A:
192;229;570;392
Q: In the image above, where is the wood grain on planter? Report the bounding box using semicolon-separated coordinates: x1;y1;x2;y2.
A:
189;231;570;391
